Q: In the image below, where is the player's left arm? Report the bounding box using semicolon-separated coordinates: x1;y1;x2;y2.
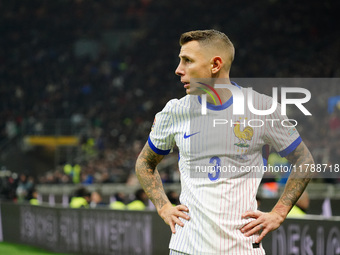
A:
241;141;314;243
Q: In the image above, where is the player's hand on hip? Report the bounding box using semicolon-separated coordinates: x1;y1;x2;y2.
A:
241;210;284;243
158;203;190;234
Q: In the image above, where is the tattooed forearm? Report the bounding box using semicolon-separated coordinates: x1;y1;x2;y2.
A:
135;142;170;211
272;142;314;217
286;141;314;179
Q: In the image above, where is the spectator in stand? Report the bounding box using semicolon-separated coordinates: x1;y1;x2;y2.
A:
89;190;107;208
16;173;35;202
126;189;148;210
110;192;127;210
69;187;91;208
28;188;40;206
0;170;18;201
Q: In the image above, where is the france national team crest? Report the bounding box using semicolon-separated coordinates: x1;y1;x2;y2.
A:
233;121;254;148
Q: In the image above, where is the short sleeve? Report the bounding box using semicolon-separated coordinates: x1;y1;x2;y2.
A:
148;100;176;155
264;102;302;157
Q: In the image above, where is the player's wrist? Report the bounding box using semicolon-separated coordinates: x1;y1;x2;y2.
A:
157;202;173;217
270;207;287;224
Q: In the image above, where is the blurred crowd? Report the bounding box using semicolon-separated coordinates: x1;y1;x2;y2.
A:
1;0;340;191
0;169;180;209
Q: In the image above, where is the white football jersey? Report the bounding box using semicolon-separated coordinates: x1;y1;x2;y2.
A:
149;83;301;255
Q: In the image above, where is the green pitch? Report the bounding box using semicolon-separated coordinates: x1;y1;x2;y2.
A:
0;242;71;255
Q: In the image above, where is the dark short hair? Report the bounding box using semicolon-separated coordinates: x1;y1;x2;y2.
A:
179;29;235;63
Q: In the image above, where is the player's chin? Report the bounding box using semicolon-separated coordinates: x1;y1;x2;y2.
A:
187;89;203;96
187;87;198;95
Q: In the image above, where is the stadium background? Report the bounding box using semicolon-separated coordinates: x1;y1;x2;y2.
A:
0;0;340;254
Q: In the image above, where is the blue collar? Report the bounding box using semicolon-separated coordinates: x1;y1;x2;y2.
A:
197;81;241;111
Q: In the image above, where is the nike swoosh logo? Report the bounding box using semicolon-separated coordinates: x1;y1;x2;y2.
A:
184;132;200;139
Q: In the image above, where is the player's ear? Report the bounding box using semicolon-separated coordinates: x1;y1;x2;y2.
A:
210;56;223;74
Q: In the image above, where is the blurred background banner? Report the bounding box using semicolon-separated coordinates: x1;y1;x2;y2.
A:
1;203;339;255
262;216;340;255
0;202;171;255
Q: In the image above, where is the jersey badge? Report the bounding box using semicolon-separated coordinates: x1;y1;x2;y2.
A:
233;121;254;148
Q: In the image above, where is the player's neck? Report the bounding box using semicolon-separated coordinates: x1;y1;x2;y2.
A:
206;77;232;105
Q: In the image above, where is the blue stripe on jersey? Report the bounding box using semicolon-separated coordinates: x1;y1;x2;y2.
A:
278;136;302;157
197;95;233;111
231;81;241;89
148;136;171;155
197;81;241;111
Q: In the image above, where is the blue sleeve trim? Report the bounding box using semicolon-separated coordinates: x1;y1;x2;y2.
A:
278;136;302;157
148;137;171;155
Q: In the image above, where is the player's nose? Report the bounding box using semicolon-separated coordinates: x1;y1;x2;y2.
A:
175;63;184;76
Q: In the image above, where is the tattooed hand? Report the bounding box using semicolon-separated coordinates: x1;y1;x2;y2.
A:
136;142;190;232
241;141;314;242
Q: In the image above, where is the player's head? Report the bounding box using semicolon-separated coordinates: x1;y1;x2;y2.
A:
175;29;235;94
179;30;235;66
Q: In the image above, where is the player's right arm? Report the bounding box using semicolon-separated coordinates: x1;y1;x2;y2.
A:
136;141;190;233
